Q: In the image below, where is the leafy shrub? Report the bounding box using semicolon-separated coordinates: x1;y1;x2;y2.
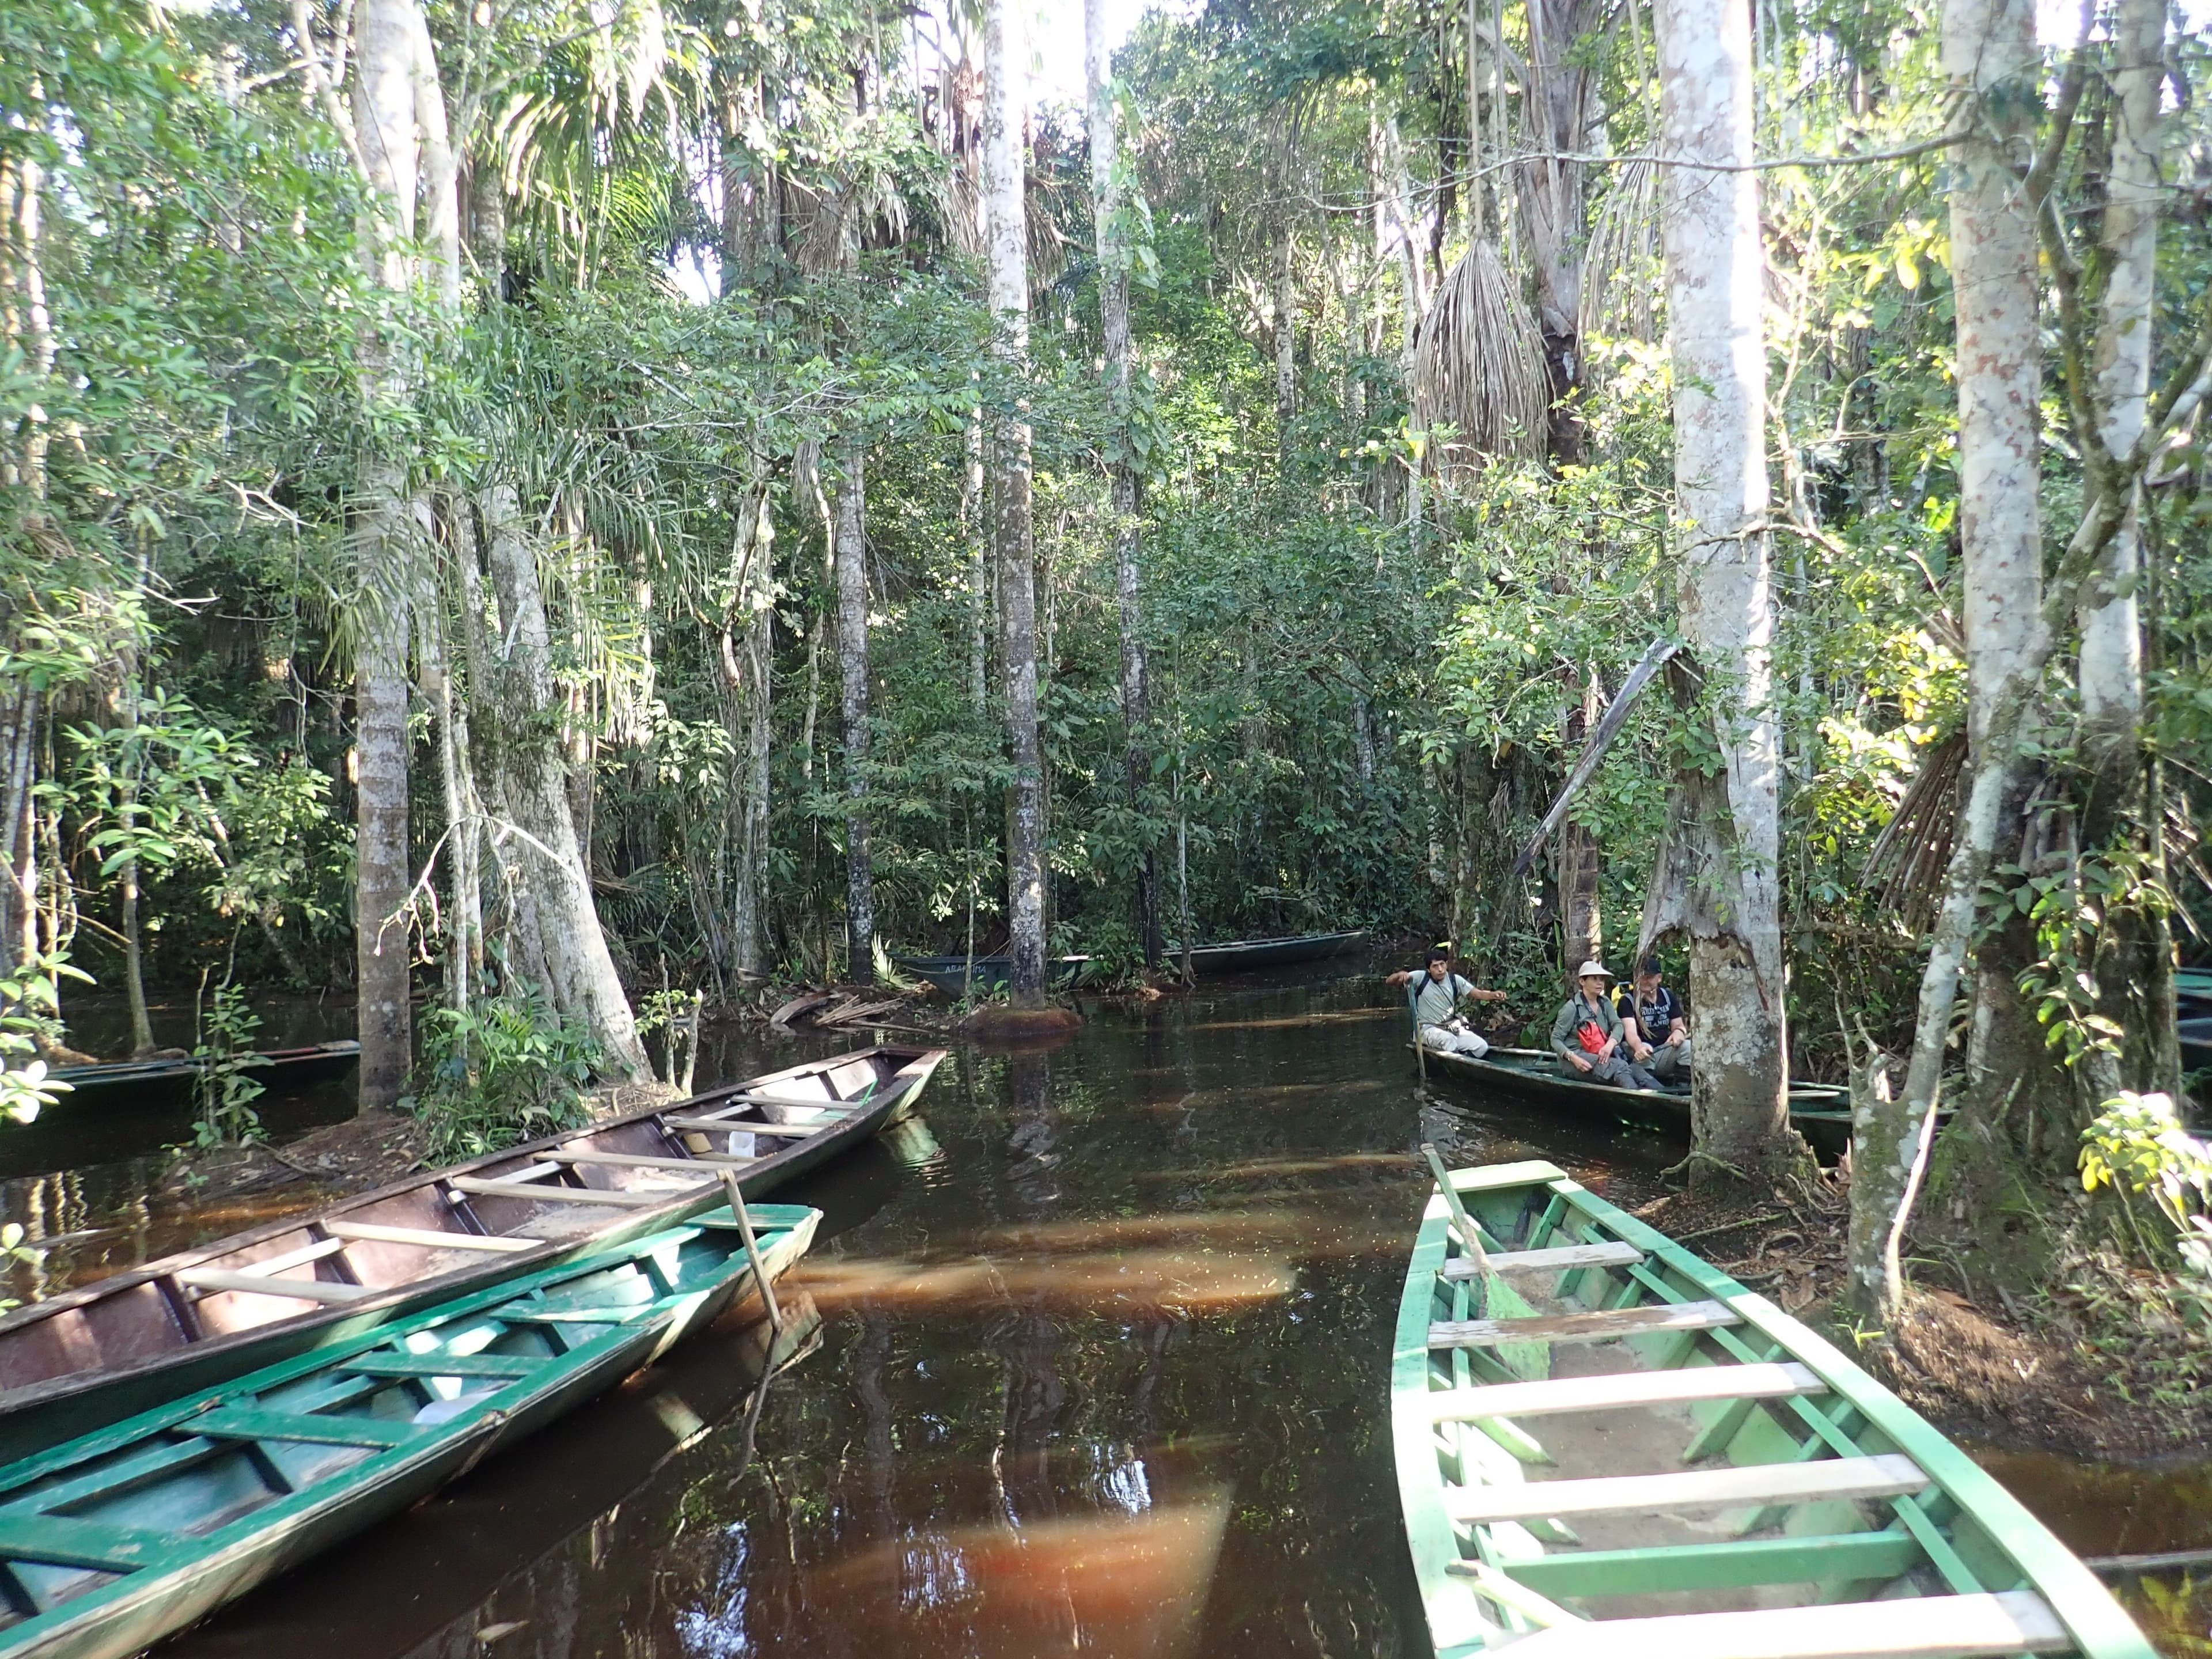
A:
409;986;601;1164
2081;1092;2212;1313
191;979;268;1149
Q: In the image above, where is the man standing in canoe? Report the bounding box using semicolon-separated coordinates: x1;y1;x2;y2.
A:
1618;955;1691;1084
1387;947;1507;1058
1550;961;1661;1089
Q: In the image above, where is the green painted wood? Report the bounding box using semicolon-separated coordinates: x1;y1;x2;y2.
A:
339;1352;540;1380
1393;1165;2158;1659
0;1202;820;1659
186;1408;418;1449
1501;1531;1925;1599
2;1438;219;1517
0;1513;172;1574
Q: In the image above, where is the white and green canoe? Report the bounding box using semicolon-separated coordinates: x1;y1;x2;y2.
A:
1393;1158;2158;1659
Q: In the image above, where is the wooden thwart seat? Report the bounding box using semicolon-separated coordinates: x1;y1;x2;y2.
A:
662;1117;819;1138
176;1270;373;1305
342;1351;539;1380
553;1150;754;1172
1483;1589;2070;1658
322;1221;538;1253
189;1406;416;1448
1444;1451;1927;1522
1430;1298;1740;1351
1440;1241;1644;1281
1427;1361;1825;1422
446;1176;707;1208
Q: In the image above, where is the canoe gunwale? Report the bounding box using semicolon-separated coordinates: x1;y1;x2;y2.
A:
0;1206;820;1659
1393;1162;2159;1659
0;1047;945;1446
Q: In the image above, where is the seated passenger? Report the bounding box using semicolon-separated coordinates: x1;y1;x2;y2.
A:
1618;956;1691;1085
1550;962;1661;1090
1387;948;1506;1059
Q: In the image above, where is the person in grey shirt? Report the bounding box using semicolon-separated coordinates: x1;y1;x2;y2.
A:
1549;961;1661;1089
1387;947;1507;1057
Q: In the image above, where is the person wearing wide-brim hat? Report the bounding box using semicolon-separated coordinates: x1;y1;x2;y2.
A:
1549;961;1661;1091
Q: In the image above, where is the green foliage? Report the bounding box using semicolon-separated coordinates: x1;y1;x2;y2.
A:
0;953;88;1126
191;979;268;1150
410;988;603;1165
2081;1092;2212;1297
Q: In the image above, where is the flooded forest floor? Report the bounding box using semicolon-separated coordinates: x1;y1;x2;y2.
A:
9;969;2211;1658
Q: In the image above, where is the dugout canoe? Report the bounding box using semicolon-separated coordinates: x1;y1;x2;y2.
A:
0;1045;944;1463
1416;1045;1860;1158
1395;1157;2157;1658
892;954;1093;995
44;1044;362;1111
0;1199;817;1659
1166;930;1369;974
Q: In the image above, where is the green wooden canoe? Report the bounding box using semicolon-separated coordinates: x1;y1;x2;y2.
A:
1393;1158;2157;1658
1415;1044;1861;1157
0;1044;943;1464
0;1199;818;1659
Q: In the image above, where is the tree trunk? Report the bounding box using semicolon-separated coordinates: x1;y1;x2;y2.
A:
963;404;989;716
1087;0;1160;968
834;436;875;984
482;485;649;1076
2081;0;2179;1099
350;0;423;1112
1559;666;1601;969
1272;215;1297;447
1651;0;1795;1177
1850;0;2045;1317
985;0;1049;1010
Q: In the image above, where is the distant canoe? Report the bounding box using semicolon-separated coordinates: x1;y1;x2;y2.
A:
47;1043;362;1108
1166;930;1369;974
2179;970;2212;1020
895;929;1367;993
0;1044;945;1463
892;955;1093;995
0;1201;818;1659
1416;1044;1859;1159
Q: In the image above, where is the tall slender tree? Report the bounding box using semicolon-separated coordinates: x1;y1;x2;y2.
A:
1646;0;1796;1176
835;435;876;982
1086;0;1158;968
349;0;425;1111
1849;0;2043;1315
984;0;1048;1010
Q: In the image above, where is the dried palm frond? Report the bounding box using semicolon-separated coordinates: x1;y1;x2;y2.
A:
1578;157;1661;351
1410;238;1550;471
1862;730;1967;933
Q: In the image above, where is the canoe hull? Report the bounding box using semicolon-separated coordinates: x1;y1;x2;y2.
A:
1417;1046;1857;1158
1393;1160;2155;1658
0;1047;943;1464
0;1210;816;1659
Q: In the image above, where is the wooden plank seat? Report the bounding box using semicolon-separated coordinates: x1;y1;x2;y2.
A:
661;1117;820;1138
1430;1299;1741;1351
175;1270;374;1305
1480;1588;2070;1658
340;1352;540;1380
445;1176;707;1209
1427;1361;1826;1422
1440;1241;1645;1281
187;1407;416;1448
552;1150;756;1172
1442;1452;1928;1523
0;1512;172;1573
321;1221;538;1253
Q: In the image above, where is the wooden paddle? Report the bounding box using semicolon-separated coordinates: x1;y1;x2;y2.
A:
1421;1143;1549;1381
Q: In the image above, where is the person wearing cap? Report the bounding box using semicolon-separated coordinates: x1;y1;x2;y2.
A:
1387;946;1508;1058
1618;956;1691;1084
1549;961;1661;1090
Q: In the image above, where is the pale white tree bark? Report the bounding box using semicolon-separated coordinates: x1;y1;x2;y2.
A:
482;486;649;1075
834;435;875;983
985;0;1049;1009
1849;0;2044;1315
1086;0;1159;967
350;0;424;1110
1650;0;1793;1172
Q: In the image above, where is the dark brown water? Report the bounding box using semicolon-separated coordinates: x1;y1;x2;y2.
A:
9;975;2212;1657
